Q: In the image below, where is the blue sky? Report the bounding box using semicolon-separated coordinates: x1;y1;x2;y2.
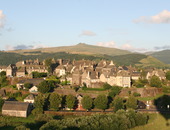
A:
0;0;170;52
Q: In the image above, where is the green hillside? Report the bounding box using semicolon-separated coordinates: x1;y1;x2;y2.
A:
0;51;168;68
150;50;170;64
8;43;131;56
136;56;170;68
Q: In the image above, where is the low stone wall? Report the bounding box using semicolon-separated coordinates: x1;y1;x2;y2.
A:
119;87;162;97
44;110;112;116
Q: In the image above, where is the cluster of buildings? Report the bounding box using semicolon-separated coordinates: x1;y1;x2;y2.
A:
0;59;168;118
0;59;167;88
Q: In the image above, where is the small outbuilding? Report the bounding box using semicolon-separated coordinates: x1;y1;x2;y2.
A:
24;94;36;103
2;101;31;117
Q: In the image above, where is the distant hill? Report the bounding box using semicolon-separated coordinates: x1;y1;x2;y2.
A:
150;50;170;64
7;43;131;56
136;56;170;68
0;51;169;68
2;43;170;68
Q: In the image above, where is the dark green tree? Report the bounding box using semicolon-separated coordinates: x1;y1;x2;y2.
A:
0;96;4;111
126;96;137;110
166;71;170;80
108;86;122;98
32;94;46;115
94;95;108;111
103;83;112;90
81;95;93;111
44;58;53;73
49;93;61;110
66;94;76;110
24;83;33;90
38;81;51;93
0;71;6;77
112;96;124;112
150;75;162;88
0;76;9;87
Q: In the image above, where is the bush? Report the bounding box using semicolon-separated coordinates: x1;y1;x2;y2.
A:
109;86;122;98
133;92;141;97
162;86;170;93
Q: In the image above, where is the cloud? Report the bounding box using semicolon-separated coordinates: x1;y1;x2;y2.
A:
79;30;96;36
97;41;117;48
96;41;148;52
133;10;170;24
5;44;48;51
154;45;170;50
0;10;5;28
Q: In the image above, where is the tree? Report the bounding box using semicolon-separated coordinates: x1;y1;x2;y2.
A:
49;93;61;110
94;95;108;111
108;86;122;98
44;58;53;74
66;94;76;110
24;83;33;90
38;81;51;93
126;96;137;110
81;95;93;111
150;75;162;88
166;71;170;80
0;71;6;77
112;96;124;112
103;83;112;90
0;96;4;111
33;94;46;115
0;76;9;87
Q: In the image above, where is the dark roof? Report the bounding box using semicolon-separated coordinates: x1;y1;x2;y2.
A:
17;78;44;85
2;101;29;111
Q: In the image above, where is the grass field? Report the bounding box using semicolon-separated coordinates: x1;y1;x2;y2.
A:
132;113;170;130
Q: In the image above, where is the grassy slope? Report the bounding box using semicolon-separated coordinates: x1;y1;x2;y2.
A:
150;50;170;64
136;56;170;68
132;113;170;130
7;43;131;56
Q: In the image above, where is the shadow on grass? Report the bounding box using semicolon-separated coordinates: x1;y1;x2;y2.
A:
154;94;170;126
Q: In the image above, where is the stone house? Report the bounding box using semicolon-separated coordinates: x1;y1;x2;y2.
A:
81;71;100;88
6;64;17;77
16;78;44;90
24;94;36;103
54;65;66;76
131;72;141;80
29;86;38;93
2;101;32;117
16;67;26;77
146;69;166;80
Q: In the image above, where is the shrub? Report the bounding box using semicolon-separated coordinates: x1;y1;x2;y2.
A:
133;92;141;97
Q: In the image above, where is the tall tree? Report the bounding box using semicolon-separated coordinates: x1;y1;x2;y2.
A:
66;94;76;110
94;95;108;111
81;95;93;111
150;75;162;88
32;94;46;115
166;71;170;80
0;96;4;112
126;96;137;110
112;96;124;112
49;93;61;110
44;58;53;74
38;81;51;93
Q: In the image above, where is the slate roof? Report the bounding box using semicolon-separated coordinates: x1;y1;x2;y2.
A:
2;101;29;111
17;78;44;85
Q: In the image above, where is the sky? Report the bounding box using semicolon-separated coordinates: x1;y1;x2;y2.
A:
0;0;170;52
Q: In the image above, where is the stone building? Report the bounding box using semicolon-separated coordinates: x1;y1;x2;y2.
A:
2;101;32;117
